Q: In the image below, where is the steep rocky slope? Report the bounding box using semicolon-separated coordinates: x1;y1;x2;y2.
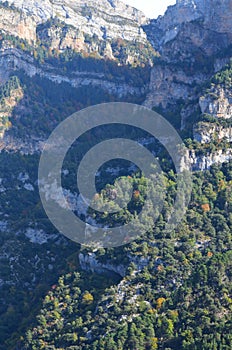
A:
21;164;232;350
0;0;231;169
0;0;157;153
0;2;231;348
5;0;148;40
0;0;154;64
144;0;232;110
146;0;232;50
143;0;232;170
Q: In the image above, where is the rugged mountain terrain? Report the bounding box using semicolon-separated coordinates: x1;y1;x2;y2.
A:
0;0;154;82
0;0;231;166
145;0;232;108
144;0;232;169
0;0;157;154
0;0;231;349
1;0;149;52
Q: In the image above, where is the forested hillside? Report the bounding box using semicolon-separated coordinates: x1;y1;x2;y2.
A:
21;162;232;350
0;1;231;349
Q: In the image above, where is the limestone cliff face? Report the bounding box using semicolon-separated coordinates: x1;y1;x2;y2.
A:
5;0;148;40
194;123;232;144
192;84;232;143
186;79;232;169
144;63;206;109
188;149;232;171
79;252;126;277
199;86;232;120
190;0;232;34
0;0;153;65
0;49;146;97
143;0;232;170
0;0;154;120
36;22;86;53
144;0;232;110
0;0;231;170
148;0;232;49
0;5;36;43
79;251;150;278
0;47;148;153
